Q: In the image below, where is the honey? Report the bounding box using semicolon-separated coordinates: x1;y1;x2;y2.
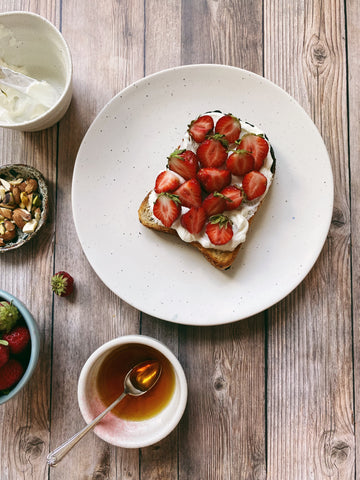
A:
96;343;175;421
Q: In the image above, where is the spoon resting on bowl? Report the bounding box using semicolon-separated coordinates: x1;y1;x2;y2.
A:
47;359;162;466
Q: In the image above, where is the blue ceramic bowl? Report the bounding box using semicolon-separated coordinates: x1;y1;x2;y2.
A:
0;289;40;405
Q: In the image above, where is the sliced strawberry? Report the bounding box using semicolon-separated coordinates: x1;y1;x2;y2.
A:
196;135;228;168
167;149;199;180
188;115;214;143
205;215;233;246
215;114;241;143
153;193;181;227
175;178;202;208
238;134;269;170
155;171;181;193
197;168;231;193
181;206;207;234
202;192;227;217
221;185;243;210
242;171;267;200
226;149;255;176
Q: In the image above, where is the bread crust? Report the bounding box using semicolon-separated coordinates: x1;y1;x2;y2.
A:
138;192;241;270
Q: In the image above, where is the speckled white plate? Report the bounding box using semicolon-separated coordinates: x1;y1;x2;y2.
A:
72;64;333;326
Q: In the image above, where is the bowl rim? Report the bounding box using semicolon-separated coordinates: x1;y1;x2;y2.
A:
77;334;188;448
0;163;49;252
0;10;73;129
0;289;40;405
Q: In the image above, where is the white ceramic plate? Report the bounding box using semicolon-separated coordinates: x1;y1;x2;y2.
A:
72;64;333;326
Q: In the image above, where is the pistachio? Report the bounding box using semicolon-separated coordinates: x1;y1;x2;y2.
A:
32;195;42;208
23;218;38;234
0;224;5;235
0;207;13;219
20;191;29;208
1;192;15;207
25;178;38;194
0;178;11;191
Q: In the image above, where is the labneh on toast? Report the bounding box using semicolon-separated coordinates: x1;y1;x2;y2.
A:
138;111;276;270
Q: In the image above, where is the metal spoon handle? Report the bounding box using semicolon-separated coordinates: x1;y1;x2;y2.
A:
47;392;127;467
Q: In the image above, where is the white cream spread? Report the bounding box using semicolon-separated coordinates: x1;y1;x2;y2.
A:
148;111;275;251
0;24;60;124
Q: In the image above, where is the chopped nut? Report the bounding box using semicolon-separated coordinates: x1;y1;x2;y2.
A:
11;186;21;204
22;218;38;234
25;178;38;194
18;181;26;192
0;186;5;201
9;178;23;186
26;193;33;212
0;224;5;235
1;229;16;241
0;207;13;219
4;220;15;232
0;238;4;247
12;208;31;229
34;207;41;222
20;191;29;208
0;178;11;191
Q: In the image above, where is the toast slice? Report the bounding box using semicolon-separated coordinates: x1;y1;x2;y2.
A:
138;112;276;270
138;192;240;270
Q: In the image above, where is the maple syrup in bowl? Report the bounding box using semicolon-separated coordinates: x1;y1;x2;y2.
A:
77;335;187;448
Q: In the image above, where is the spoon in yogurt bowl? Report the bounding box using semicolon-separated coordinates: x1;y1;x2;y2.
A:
47;359;162;466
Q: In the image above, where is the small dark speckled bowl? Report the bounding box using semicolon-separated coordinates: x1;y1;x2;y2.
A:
0;164;49;252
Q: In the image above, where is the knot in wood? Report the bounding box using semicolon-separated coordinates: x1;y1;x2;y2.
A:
214;376;226;391
305;34;330;75
24;436;45;461
330;440;351;465
331;206;346;228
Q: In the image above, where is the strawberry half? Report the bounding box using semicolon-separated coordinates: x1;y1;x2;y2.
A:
215;114;241;143
196;135;228;168
0;340;9;368
197;168;231;193
153;192;181;227
238;134;269;170
51;271;74;297
181;206;207;234
242;171;267;200
175;178;202;208
205;215;234;246
155;171;180;193
167;149;199;180
0;358;24;390
188;115;214;143
221;185;243;210
202;192;227;217
3;326;30;355
226;150;255;176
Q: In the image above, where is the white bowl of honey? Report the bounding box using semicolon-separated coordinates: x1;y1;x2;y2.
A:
77;335;187;448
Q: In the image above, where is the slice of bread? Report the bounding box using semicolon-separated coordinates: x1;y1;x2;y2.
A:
138;192;240;270
138;112;276;270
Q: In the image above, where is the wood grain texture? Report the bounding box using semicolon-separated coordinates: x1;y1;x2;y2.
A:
0;0;358;479
264;0;354;478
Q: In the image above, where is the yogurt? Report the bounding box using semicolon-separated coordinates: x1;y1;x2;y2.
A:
0;59;60;124
148;111;275;252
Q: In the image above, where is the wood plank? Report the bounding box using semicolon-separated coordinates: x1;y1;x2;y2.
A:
178;1;266;479
0;3;59;479
264;0;354;478
139;1;182;478
346;0;360;475
49;1;144;478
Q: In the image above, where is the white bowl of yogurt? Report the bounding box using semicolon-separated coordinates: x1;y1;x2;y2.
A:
0;11;72;131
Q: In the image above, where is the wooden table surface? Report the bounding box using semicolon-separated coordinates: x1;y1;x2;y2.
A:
0;1;358;479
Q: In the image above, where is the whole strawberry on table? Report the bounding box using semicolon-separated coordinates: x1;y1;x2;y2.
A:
0;300;31;394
